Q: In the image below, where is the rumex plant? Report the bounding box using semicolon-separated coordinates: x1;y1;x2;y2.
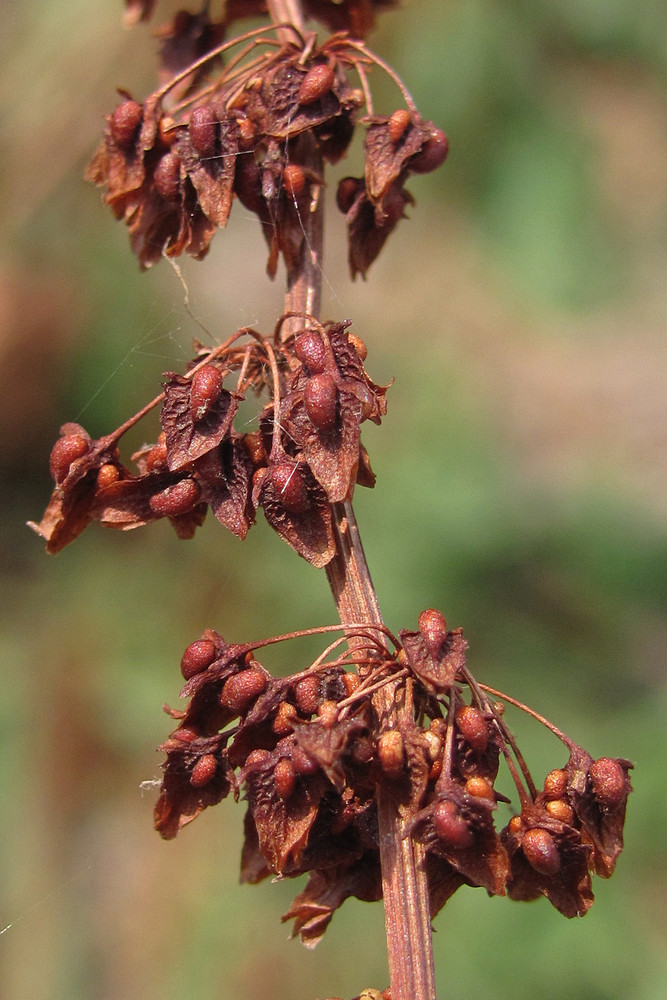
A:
30;2;633;998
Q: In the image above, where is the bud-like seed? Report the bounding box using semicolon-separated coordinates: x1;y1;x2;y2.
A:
291;744;319;775
378;730;405;778
388;108;411;143
158;115;177;146
294;675;321;715
508;815;523;834
347;332;368;361
96;464;120;489
274;758;297;800
410;127;449;174
341;672;360;696
589;757;626;809
149;478;201;516
545;799;575;824
153;152;181;201
189;105;218;157
180;638;217;680
234;155;263;214
49;434;89;484
298;62;335;104
336;176;362;214
190;753;217;787
304;373;338;431
418;608;448;657
245;748;271;767
522;827;561;876
144;439;168;472
423;730;443;762
173;726;199;742
111;100;142;149
236;115;255;148
543;768;568;800
270;462;309;514
433;800;474;849
294;332;327;374
189;364;224;421
282;163;306;198
220;668;267;714
465;776;494;799
273;701;297;735
316;699;338;729
456;705;489;752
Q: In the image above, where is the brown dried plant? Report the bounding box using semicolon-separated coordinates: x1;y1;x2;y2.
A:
30;2;632;999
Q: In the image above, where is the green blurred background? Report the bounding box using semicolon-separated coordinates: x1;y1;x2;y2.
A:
1;2;666;998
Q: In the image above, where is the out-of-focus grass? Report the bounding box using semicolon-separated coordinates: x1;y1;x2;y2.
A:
1;2;666;999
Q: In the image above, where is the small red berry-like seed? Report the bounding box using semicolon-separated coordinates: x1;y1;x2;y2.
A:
273;701;297;735
282;163;306;198
589;757;626;809
378;730;404;778
190;754;217;787
433;800;474;849
270;462;309;514
336;176;362;214
508;815;523;835
274;758;297;800
543;768;568;800
294;675;321;715
96;464;120;489
189;364;224;421
149;478;201;516
465;776;494;799
522;827;561;876
153;152;181;201
110;100;142;149
236;116;255;148
291;744;319;775
347;332;368;361
341;672;360;696
388;108;411;143
456;705;489;752
423;730;443;762
428;759;443;782
234;155;263;214
144;440;168;472
49;434;89;484
220;668;267;714
180;638;217;680
304;373;338;431
316;700;338;729
298;62;335;104
410;127;449;174
158;115;177;146
242;431;266;466
245;748;271;767
294;332;327;374
545;799;575;824
189;105;218;158
173;727;199;742
418;608;448;656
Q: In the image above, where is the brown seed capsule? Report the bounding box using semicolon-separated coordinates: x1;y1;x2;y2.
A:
49;434;89;484
180;638;217;680
465;776;494;799
291;744;319;775
378;730;405;778
190;754;218;788
282;163;306;198
144;439;168;473
234;155;263;214
304;373;338;431
336;176;362;214
433;800;474;849
220;667;267;714
522;827;561;876
172;726;199;743
189;364;224;421
545;799;575;824
298;62;335;104
236;115;255;148
149;478;201;516
294;675;321;715
158;115;178;147
589;757;627;809
347;332;368;361
388;108;411;143
418;608;448;658
245;748;271;767
341;671;360;696
153;152;181;201
274;758;297;800
270;462;309;514
294;331;327;374
410;127;449;174
189;105;218;158
456;705;489;752
96;464;120;489
273;700;297;735
423;730;443;762
543;768;568;800
110;99;142;149
316;699;338;729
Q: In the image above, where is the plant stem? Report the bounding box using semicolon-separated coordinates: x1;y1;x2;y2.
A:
266;4;437;995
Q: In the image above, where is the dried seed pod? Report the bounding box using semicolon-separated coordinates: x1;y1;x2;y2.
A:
418;608;448;658
388;108;411;144
410;127;449;174
522;827;561;876
49;434;89;484
144;438;168;472
190;753;218;787
236;115;255;148
465;776;494;799
508;815;523;834
270;462;309;514
96;464;120;489
149;478;201;516
423;730;443;762
589;757;627;809
282;163;306;198
189;105;218;158
180;638;217;680
378;730;404;778
245;748;271;767
298;62;335;105
543;768;568;800
189;364;224;421
291;744;319;775
158;115;178;147
273;700;297;735
172;726;199;743
294;331;327;374
110;99;142;149
294;675;321;715
274;758;297;800
336;175;363;214
545;799;575;824
433;800;474;849
341;671;360;696
347;332;368;362
316;699;338;729
304;373;338;431
455;705;489;752
220;667;268;714
153;152;181;201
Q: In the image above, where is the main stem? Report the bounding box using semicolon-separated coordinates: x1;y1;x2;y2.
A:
267;4;437;996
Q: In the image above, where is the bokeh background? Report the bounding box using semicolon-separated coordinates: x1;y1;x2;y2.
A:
1;2;666;999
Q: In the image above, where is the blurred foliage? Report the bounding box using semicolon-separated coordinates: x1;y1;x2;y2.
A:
1;1;666;999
